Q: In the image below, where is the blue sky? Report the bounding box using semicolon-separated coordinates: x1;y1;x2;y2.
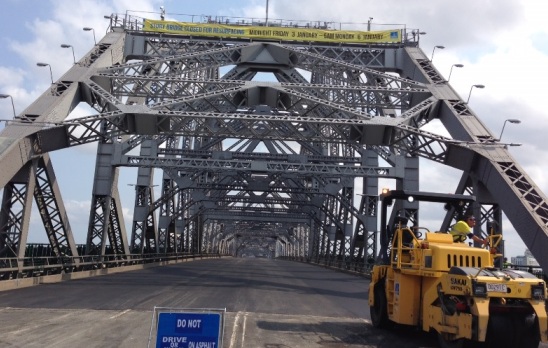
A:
1;0;548;258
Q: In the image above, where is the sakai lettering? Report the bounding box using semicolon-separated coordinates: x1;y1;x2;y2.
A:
450;278;467;286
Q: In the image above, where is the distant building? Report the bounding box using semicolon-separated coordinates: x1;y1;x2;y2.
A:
511;249;539;267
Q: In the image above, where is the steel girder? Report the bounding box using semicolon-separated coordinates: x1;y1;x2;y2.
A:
0;20;547;272
33;155;79;258
0;161;36;261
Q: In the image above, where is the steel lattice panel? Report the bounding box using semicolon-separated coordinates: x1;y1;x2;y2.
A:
0;17;548;273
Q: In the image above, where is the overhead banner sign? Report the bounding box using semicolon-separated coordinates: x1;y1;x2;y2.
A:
143;19;402;44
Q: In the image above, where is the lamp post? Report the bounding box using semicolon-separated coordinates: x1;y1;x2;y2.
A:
61;44;76;64
367;17;373;31
83;27;96;45
265;1;269;26
466;84;485;103
409;30;426;44
448;64;464;82
0;94;16;117
430;45;445;61
128;183;158;196
498;119;521;141
36;62;53;84
405;29;426;43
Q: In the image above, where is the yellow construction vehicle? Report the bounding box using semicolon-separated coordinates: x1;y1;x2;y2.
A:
369;189;548;347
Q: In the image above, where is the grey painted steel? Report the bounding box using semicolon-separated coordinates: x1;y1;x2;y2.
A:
0;15;547;275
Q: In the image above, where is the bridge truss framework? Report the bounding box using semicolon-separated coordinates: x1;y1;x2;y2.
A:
1;14;548;276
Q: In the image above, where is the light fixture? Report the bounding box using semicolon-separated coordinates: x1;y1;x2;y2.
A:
498;119;521;141
466;84;485;104
0;94;16;117
409;30;426;43
448;64;464;82
128;183;159;188
430;45;445;61
83;27;96;45
61;44;76;64
36;62;54;84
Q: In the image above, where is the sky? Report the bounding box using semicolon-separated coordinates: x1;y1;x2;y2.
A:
1;0;547;259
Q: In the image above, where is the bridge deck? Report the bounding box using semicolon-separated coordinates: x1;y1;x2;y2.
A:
0;258;443;347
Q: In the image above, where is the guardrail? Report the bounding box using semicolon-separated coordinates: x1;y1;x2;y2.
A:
280;256;547;281
5;250;543;283
279;256;373;277
509;264;546;279
103;13;421;46
0;252;223;281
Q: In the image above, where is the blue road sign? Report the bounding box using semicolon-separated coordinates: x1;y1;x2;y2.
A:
156;312;221;348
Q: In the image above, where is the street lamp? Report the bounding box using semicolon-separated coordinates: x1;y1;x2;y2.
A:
498;119;521;141
36;62;53;84
430;45;445;61
409;30;426;44
367;17;373;31
83;27;96;45
61;44;76;64
466;84;485;103
447;64;464;82
265;1;269;26
0;94;16;117
128;183;159;195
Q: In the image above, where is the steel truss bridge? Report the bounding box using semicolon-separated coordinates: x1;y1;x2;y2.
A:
1;13;548;279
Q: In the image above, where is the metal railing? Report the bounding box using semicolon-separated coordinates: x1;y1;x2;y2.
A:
279;255;373;277
0;252;223;281
279;256;547;281
102;12;422;46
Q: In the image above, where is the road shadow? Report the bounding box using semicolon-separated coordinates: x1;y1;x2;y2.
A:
256;319;438;347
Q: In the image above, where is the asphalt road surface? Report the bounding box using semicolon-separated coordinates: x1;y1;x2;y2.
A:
0;258;451;347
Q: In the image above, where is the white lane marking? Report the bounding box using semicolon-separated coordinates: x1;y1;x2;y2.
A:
241;312;248;347
229;311;243;348
109;309;131;319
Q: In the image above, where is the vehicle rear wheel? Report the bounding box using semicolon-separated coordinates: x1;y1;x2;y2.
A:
437;332;464;348
485;315;513;347
484;313;539;348
370;279;390;329
513;314;540;348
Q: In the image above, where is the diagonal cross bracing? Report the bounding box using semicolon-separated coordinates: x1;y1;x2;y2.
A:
0;17;548;272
